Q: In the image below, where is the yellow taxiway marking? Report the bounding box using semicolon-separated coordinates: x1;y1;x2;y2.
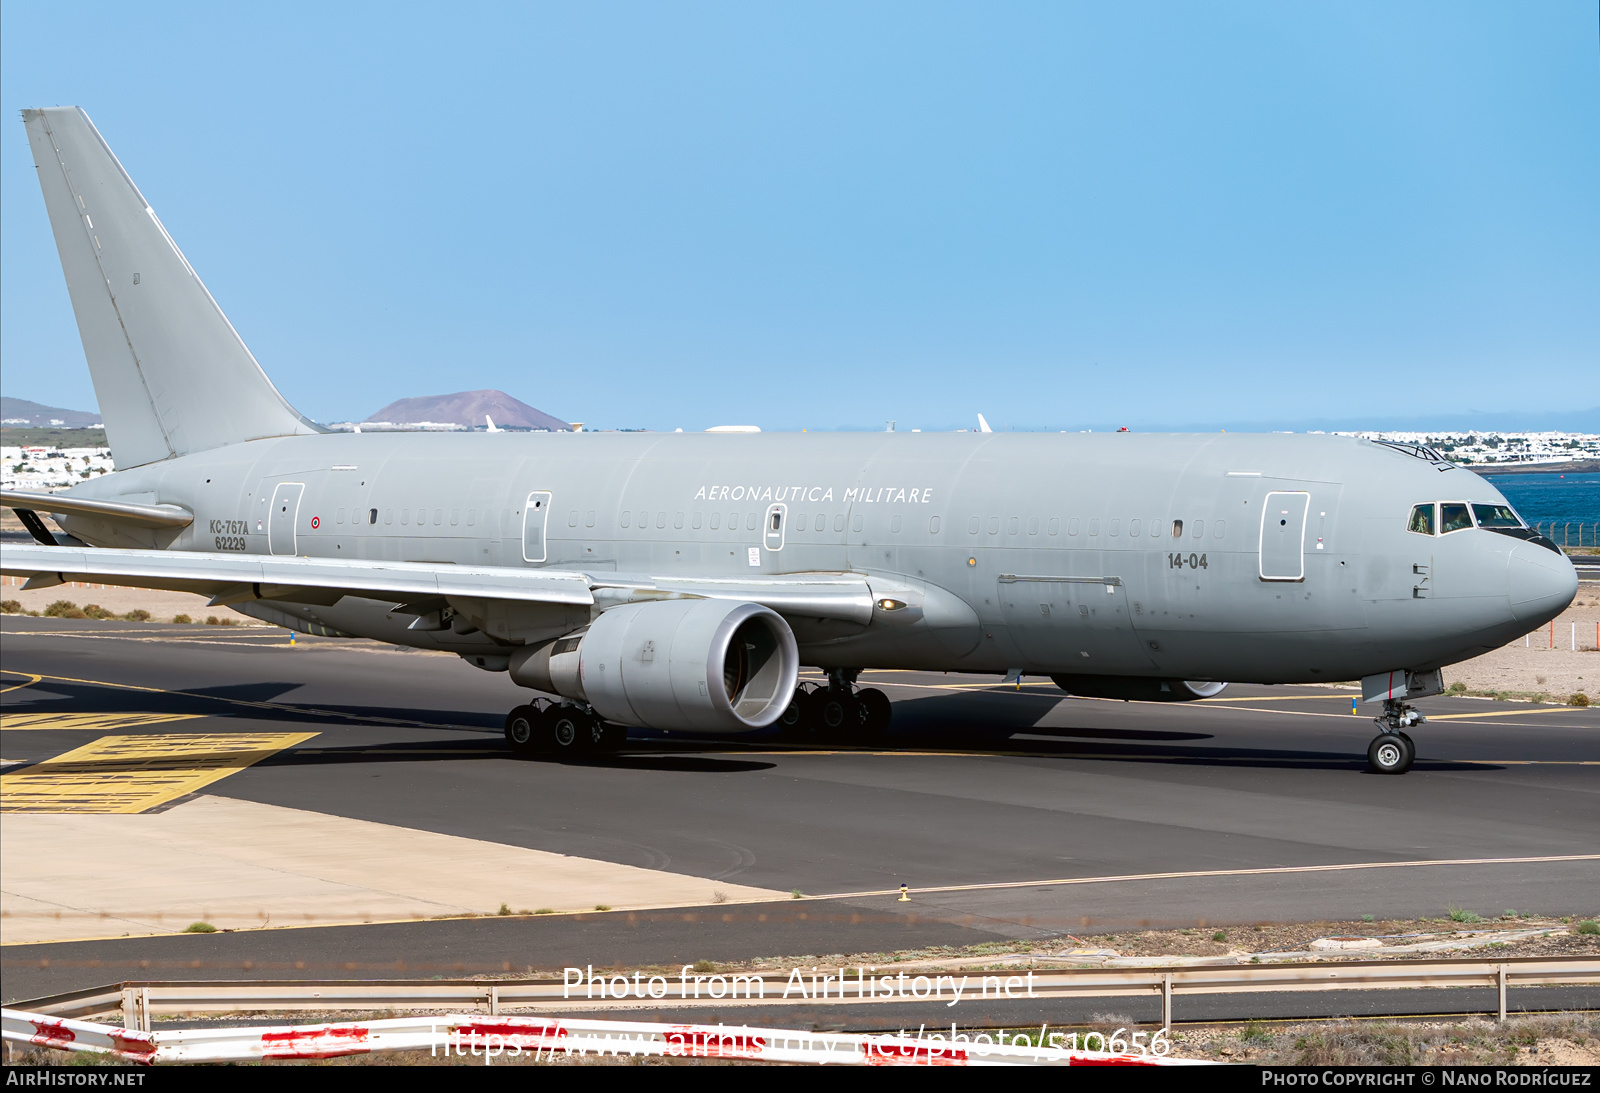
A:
0;673;44;694
1454;760;1600;765
0;712;204;732
811;853;1600;901
0;732;317;814
1427;707;1591;720
1200;694;1360;702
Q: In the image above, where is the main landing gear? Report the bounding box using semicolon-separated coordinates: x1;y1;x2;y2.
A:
504;700;625;758
777;669;893;743
1366;699;1421;775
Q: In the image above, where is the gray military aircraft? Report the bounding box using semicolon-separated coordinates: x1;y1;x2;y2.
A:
2;108;1578;774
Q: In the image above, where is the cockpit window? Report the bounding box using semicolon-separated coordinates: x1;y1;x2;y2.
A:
1440;503;1473;533
1471;503;1522;528
1407;504;1436;535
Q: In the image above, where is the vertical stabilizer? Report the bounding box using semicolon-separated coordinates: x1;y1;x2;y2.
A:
22;107;322;468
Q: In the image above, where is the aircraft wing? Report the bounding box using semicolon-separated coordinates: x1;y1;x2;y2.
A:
0;544;874;622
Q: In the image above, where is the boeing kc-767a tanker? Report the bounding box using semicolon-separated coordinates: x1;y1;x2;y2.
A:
1;108;1578;774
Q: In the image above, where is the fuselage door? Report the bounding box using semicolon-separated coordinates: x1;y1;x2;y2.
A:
522;491;552;563
268;482;305;556
1259;491;1310;580
764;503;787;551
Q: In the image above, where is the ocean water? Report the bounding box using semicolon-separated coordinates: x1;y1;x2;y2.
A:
1483;472;1600;540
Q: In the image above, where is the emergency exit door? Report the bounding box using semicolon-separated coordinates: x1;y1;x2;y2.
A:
1259;491;1310;580
268;483;305;556
522;491;552;563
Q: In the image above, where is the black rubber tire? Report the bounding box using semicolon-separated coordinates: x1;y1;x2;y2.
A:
547;706;593;756
1367;732;1415;775
817;692;856;740
854;688;892;739
504;705;542;755
778;687;817;739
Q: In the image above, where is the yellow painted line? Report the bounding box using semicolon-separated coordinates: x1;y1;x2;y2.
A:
0;712;204;732
811;853;1600;901
1186;704;1352;719
1454;760;1600;765
0;732;316;814
1428;707;1593;720
0;672;43;694
1200;694;1359;702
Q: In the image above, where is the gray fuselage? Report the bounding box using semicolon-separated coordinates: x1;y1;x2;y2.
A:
55;429;1577;686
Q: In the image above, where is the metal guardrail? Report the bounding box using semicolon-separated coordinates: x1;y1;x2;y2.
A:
14;956;1596;1032
2;1008;1206;1066
1534;522;1598;549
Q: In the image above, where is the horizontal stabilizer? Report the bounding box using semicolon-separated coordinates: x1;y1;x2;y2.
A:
1;489;192;530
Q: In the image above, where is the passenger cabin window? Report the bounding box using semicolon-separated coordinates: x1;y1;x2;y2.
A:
1407;504;1435;536
1472;504;1522;528
1440;503;1473;534
1171;520;1183;538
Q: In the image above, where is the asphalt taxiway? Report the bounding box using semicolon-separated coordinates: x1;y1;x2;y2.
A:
3;616;1596;1006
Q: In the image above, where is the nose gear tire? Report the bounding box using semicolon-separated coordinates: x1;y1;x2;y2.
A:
1367;732;1415;775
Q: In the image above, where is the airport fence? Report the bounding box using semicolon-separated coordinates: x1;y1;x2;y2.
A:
1533;522;1598;549
1;1009;1206;1066
10;956;1595;1034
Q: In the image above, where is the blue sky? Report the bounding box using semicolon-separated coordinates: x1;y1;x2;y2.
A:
2;3;1596;432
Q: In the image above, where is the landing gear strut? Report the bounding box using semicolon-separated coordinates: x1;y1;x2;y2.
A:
779;669;892;743
505;700;624;758
1366;699;1420;775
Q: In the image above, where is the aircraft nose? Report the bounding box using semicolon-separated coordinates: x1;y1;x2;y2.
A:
1507;541;1578;625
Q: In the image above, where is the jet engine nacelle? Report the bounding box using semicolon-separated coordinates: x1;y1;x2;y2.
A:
509;599;800;732
1051;676;1227;702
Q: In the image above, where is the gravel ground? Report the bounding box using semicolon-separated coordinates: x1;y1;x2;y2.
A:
1436;587;1598;701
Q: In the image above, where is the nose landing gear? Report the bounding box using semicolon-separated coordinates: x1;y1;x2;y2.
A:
505;700;624;757
1366;699;1421;774
778;669;893;743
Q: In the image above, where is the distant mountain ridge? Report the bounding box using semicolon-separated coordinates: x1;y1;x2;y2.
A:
0;397;102;428
362;390;569;431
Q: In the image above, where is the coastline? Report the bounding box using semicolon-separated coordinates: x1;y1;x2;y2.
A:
1471;459;1600;476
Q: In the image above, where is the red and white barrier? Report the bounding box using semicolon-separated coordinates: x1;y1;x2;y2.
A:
3;1008;1211;1066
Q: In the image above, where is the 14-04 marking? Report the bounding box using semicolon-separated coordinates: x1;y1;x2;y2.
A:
1168;552;1208;570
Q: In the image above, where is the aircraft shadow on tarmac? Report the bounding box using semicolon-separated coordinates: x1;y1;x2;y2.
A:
2;678;1497;774
0;677;505;732
254;743;779;775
